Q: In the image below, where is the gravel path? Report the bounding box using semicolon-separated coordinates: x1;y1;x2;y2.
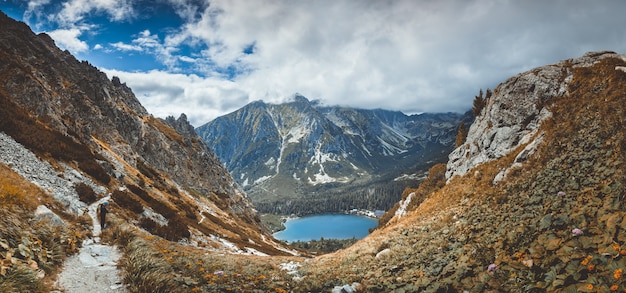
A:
55;197;127;293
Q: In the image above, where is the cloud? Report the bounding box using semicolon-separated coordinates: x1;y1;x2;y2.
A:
20;0;626;124
102;68;249;126
110;41;143;52
46;28;89;52
22;0;137;53
52;0;136;26
156;0;626;117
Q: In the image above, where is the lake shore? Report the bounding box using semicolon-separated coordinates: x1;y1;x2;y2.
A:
273;214;378;242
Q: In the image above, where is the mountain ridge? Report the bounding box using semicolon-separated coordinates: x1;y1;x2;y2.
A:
196;95;472;215
0;10;293;260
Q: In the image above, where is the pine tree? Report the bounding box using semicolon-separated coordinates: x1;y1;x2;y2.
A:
472;89;485;117
455;122;468;147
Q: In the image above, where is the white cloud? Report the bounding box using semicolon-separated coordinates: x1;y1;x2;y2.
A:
46;28;88;52
102;68;249;126
23;0;626;125
160;0;626;116
24;0;51;24
110;41;143;51
53;0;135;26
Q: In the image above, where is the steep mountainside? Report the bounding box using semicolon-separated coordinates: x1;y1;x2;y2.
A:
0;11;292;264
304;51;626;292
196;95;471;215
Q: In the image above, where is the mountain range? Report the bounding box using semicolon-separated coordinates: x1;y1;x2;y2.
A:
196;96;472;215
0;11;292;258
1;10;626;292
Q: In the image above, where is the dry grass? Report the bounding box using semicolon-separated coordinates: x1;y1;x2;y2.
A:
0;164;86;292
144;116;185;145
103;219;302;293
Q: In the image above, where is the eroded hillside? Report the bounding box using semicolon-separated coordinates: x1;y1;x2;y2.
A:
0;11;297;291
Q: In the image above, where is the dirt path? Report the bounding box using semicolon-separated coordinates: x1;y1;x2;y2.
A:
55;196;127;292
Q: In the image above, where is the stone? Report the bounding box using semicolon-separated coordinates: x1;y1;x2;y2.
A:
33;205;65;226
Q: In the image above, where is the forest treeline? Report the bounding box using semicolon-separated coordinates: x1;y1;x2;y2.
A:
253;180;411;216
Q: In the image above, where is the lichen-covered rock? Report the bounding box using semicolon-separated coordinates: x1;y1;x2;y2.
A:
446;51;624;181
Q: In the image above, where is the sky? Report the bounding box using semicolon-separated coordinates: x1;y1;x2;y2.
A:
1;0;625;127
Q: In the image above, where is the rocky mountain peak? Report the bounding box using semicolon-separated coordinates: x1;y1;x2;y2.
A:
446;51;625;181
164;114;196;136
197;97;471;215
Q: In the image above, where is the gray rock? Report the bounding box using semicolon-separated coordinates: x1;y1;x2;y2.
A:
446;51;625;181
33;205;65;226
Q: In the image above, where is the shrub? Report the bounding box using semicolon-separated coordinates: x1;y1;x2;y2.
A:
127;184;177;218
75;182;97;204
472;89;486;116
78;160;111;185
111;189;144;214
121;238;180;293
455;122;468;147
137;159;160;181
139;216;190;242
0;265;44;293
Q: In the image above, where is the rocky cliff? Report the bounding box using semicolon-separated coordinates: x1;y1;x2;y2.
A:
0;11;291;257
446;51;622;182
196;95;471;215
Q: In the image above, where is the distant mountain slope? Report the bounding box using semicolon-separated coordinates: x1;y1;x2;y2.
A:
196;95;471;215
0;11;292;259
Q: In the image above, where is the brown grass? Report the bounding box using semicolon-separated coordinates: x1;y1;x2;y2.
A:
144;116;184;145
0;164;86;292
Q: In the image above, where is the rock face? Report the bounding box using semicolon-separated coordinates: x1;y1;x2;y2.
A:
0;11;289;255
196;95;472;214
446;51;624;180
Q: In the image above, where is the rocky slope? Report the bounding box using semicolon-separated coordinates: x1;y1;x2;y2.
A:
303;51;626;292
0;10;293;280
196;95;471;215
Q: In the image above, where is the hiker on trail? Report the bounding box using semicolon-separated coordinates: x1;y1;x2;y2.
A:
99;201;109;230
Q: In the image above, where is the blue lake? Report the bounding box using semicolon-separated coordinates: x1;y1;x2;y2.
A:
273;214;378;242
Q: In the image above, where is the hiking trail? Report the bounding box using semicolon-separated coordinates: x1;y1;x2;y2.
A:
54;196;126;292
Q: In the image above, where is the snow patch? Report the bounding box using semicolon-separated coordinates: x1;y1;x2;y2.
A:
254;175;272;185
264;157;276;166
378;137;406;156
142;207;168;226
286;126;309;143
395;192;415;218
244;247;268;256
394;173;427;181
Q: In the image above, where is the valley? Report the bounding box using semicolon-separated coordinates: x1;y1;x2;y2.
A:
1;9;626;293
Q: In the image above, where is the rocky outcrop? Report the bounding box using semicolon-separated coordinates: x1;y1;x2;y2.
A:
446;51;624;181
